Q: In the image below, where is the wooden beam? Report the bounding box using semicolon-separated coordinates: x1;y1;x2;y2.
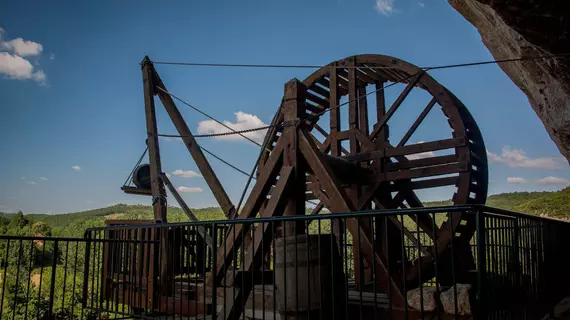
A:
211;143;285;284
141;57;167;223
141;57;169;299
160;173;213;248
217;166;294;320
385;162;467;181
298;129;405;306
385;137;466;157
153;72;236;219
358;86;369;136
329;64;341;158
348;58;359;155
389;176;459;191
374;80;388;142
386;154;459;171
282;79;307;236
398;98;437;147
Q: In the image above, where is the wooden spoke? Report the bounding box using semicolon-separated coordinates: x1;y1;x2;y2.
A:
310;201;324;215
398;97;437;147
369;72;424;141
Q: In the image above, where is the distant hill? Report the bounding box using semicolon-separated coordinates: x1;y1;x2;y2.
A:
2;189;568;237
424;191;552;210
513;187;570;219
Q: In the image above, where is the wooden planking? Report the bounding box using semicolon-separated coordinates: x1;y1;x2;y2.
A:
385;162;466;181
304;102;324;114
121;186;152;196
386;137;466;157
307;83;330;98
374;80;388;142
386;154;459;171
306;91;329;107
337;68;367;87
356;68;377;83
389;176;459;191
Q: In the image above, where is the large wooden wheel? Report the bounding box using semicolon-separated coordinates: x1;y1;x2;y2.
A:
259;54;489;289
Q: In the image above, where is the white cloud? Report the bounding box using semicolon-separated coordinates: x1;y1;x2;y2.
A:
487;150;502;162
197;111;268;144
375;0;394;15
507;177;528;184
176;186;203;193
21;177;26;180
0;28;46;84
27;180;37;185
72;165;81;171
487;146;563;169
49;54;55;60
172;169;201;178
39;177;48;181
418;2;425;7
536;176;570;185
0;38;43;57
86;200;94;204
0;52;46;84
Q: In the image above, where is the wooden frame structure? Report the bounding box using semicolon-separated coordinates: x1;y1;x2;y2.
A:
105;54;489;318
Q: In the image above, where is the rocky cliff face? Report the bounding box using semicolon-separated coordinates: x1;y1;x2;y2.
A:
448;0;570;162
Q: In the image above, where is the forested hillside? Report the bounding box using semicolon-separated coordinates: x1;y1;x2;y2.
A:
1;188;569;238
0;189;568;318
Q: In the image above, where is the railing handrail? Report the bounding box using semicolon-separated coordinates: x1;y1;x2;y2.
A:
0;235;87;241
83;204;570;234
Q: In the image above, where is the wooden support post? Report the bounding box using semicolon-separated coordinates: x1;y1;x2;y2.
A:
328;64;345;256
141;56;170;298
282;79;307;236
141;56;167;223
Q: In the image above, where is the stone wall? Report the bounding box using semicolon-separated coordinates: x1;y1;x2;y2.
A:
448;0;570;163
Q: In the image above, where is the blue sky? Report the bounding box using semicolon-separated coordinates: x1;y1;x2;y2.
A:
1;0;568;214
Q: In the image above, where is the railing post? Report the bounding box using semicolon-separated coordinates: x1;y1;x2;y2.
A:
48;240;59;318
211;222;218;316
82;232;92;309
513;217;520;292
475;207;486;319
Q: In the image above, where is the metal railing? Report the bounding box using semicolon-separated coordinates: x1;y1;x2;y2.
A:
0;236;89;320
1;205;569;319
